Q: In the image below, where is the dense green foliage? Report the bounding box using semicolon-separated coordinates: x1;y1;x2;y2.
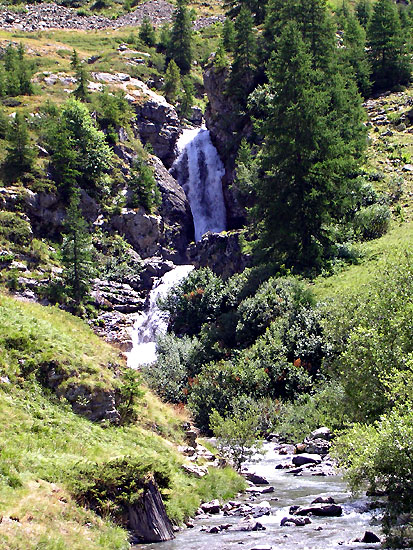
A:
167;0;193;74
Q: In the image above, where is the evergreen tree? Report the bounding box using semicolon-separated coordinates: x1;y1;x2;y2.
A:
163;59;181;102
139;16;156;47
180;76;194;119
74;63;89;101
222;17;236;51
264;0;335;71
62;190;95;304
367;0;411;91
341;12;371;97
252;22;365;269
128;157;161;212
70;49;80;70
4;112;35;177
224;0;266;24
167;0;193;74
3;43;33;96
355;0;372;29
230;7;257;102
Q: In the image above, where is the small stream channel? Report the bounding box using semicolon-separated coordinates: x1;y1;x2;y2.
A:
133;443;382;550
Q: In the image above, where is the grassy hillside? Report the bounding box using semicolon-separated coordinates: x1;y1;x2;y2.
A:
0;292;245;550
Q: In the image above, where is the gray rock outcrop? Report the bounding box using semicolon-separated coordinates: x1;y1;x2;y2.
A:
128;476;175;542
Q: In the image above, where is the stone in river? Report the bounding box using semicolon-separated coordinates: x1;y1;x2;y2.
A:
311;496;336;504
245;486;275;494
201;499;221;514
281;516;312;526
360;531;381;543
293;504;343;517
292;454;322;466
250;546;274;550
228;520;266;532
244;472;270;485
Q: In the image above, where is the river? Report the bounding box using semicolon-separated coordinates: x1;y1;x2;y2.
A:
133;443;382;550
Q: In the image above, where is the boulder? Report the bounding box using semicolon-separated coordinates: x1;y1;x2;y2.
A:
293;504;343;517
181;464;208;478
128;476;174;542
251;500;271;518
245;486;275;494
201;499;221;514
110;208;163;259
134;98;180;167
186;230;251;279
228;520;266;532
244;472;269;485
360;531;381;543
281;516;311;527
292;454;322;467
304;438;331;455
311;496;336;505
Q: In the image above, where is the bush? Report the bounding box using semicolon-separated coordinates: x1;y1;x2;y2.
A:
160;268;225;336
353;203;391;240
334;407;413;547
210;401;263;471
142;333;202;403
0;211;32;245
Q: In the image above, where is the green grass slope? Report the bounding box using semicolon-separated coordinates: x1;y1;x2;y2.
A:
0;292;245;550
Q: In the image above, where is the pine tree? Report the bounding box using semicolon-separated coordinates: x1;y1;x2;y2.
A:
253;22;365;269
167;0;193;74
229;7;257;102
224;0;266;24
264;0;335;71
355;0;372;29
4;112;35;177
70;49;80;70
62;190;95;304
74;63;89;101
139;16;156;47
180;76;194;119
164;59;181;102
367;0;411;91
341;11;371;97
222;17;236;51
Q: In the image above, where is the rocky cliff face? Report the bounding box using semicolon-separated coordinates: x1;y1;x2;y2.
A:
203;62;252;229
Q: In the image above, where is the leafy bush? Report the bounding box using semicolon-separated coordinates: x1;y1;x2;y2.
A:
0;211;32;245
160;268;225;336
323;251;413;422
236;276;314;347
142;333;202;403
128;157;161;213
353;203;391;240
334;407;413;547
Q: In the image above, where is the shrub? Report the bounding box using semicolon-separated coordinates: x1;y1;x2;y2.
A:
353;203;391;240
142;333;202;403
160;268;225;336
334;407;413;547
0;211;32;245
210;402;263;471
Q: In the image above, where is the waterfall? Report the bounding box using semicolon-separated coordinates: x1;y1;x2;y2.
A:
128;127;226;367
171;126;226;241
127;265;194;367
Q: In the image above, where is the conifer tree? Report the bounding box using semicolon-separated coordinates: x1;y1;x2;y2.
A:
224;0;266;24
355;0;372;29
70;49;80;70
230;7;257;102
367;0;411;91
74;63;89;101
222;17;236;51
167;0;193;74
4;112;35;177
164;59;181;102
62;190;95;304
341;12;371;97
252;22;365;269
180;76;194;119
139;16;157;47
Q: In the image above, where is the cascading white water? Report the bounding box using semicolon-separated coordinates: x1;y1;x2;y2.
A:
172;126;226;241
127;265;194;367
128;127;227;367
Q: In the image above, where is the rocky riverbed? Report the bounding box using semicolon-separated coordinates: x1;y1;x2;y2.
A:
0;1;224;32
133;430;383;550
